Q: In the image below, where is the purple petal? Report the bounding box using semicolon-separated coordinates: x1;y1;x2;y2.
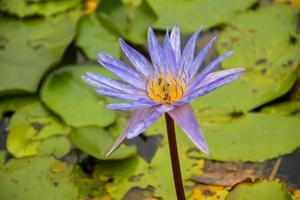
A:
187;36;218;79
177;68;244;104
180;27;202;74
106;106;162;156
168;103;209;153
163;29;176;73
126;106;163;139
188;51;234;89
119;39;153;78
96;89;151;103
82;72;141;94
157;103;175;113
170;25;181;67
192;68;245;91
98;52;145;89
148;27;166;73
107;102;158;110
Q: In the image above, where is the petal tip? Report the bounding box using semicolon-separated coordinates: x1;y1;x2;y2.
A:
97;51;105;58
105;149;114;157
119;38;127;47
200;144;209;154
81;75;88;82
227;50;234;55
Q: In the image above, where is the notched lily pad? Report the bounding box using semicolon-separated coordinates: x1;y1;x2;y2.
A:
197;4;300;113
76;13;121;59
97;0;157;44
0;9;80;93
0;95;36;120
6;102;71;158
40;65;117;128
8;101;71;139
147;0;256;32
199;113;300;162
7;123;40;158
145;112;300;162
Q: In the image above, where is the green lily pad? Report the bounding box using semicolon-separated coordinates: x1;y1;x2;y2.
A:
0;10;80;94
70;126;137;160
95;132;203;199
261;101;300;116
39;136;71;158
76;0;156;60
107;116;129;138
8;101;71;139
197;4;300;113
7;123;41;158
192;71;296;113
76;13;121;59
0;151;6;166
147;0;256;32
6;102;71;158
0;157;78;200
145;112;300;162
0;95;36;120
97;0;157;44
40;65;117;127
200;113;300;162
226;181;292;200
0;0;81;17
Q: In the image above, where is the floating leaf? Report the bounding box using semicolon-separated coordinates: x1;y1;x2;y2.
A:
0;157;78;200
39;136;71;158
95;132;203;199
0;151;6;166
107;117;128;138
41;65;117;127
192;71;296;114
6;102;71;158
196;4;300;113
261;101;300;116
196;113;300;162
76;0;156;60
70;126;137;160
0;10;80;93
0;95;36;120
8;101;71;139
0;0;81;17
7;123;40;158
98;0;157;44
76;13;120;59
145;112;300;162
226;181;292;200
147;0;256;32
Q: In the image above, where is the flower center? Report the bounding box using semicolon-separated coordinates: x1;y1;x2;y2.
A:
147;73;186;104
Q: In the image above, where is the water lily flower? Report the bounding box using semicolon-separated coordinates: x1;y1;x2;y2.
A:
82;26;244;156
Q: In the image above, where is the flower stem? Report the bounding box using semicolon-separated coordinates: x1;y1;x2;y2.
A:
165;113;186;200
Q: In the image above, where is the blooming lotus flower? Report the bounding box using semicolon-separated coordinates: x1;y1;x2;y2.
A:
82;26;244;156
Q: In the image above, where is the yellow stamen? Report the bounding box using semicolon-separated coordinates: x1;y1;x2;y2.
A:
147;73;186;103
